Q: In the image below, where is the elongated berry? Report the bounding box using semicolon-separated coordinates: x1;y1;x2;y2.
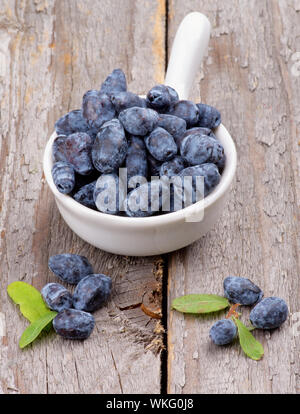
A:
52;161;75;194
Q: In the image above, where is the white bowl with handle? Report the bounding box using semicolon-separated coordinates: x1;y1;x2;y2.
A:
43;12;237;256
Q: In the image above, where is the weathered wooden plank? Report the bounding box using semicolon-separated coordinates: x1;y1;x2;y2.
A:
0;0;166;394
167;0;300;394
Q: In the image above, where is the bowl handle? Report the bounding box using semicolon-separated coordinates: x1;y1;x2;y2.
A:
164;12;211;100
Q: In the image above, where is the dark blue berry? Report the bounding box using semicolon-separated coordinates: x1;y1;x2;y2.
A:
73;274;112;312
53;309;95;340
216;153;226;173
250;297;288;329
223;276;264;305
179;163;221;197
55;109;90;136
180;134;216;165
91;119;128;173
48;254;93;285
53;133;94;176
168;100;199;127
52;161;75;194
146;84;173;111
209;319;237;345
158;114;186;147
73;181;97;210
160;156;185;177
145;127;177;162
166;86;179;107
126;136;148;183
100;69;127;96
148;154;162;177
124;180;166;217
41;283;73;312
111;91;146;113
196;103;221;129
210;139;225;164
118;107;159;136
82;90;116;132
94;173;125;215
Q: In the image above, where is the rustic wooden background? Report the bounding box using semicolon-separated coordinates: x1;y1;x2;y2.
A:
0;0;299;394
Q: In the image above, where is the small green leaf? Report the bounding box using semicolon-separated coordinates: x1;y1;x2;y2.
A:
19;312;57;349
7;282;50;323
172;294;230;314
233;317;264;361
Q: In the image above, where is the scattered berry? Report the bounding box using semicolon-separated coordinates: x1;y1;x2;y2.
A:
224;276;264;306
41;283;73;312
48;254;93;285
73;274;112;312
53;309;95;340
209;319;237;345
250;297;288;329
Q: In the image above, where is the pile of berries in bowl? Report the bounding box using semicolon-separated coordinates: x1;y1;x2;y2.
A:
51;68;225;217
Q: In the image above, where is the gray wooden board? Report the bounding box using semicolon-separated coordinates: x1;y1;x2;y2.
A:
0;0;166;394
167;0;300;394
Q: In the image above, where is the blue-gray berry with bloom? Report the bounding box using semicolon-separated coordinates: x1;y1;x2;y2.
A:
100;69;127;96
209;319;237;345
145;127;177;162
53;133;94;176
41;283;73;312
111;91;146;113
223;276;264;305
92;119;128;173
48;254;93;285
250;297;288;329
118;107;159;136
52;161;75;194
196;103;221;129
73;274;112;312
53;309;95;340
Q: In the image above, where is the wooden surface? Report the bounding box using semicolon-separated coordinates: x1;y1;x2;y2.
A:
0;0;299;394
167;0;300;394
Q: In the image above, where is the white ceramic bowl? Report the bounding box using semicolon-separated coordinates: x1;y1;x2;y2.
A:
43;13;237;256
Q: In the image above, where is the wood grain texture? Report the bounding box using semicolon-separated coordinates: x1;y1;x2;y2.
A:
167;0;300;394
0;0;166;394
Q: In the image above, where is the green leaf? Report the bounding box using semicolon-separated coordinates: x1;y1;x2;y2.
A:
172;294;230;314
233;317;264;361
7;281;50;323
19;312;57;349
